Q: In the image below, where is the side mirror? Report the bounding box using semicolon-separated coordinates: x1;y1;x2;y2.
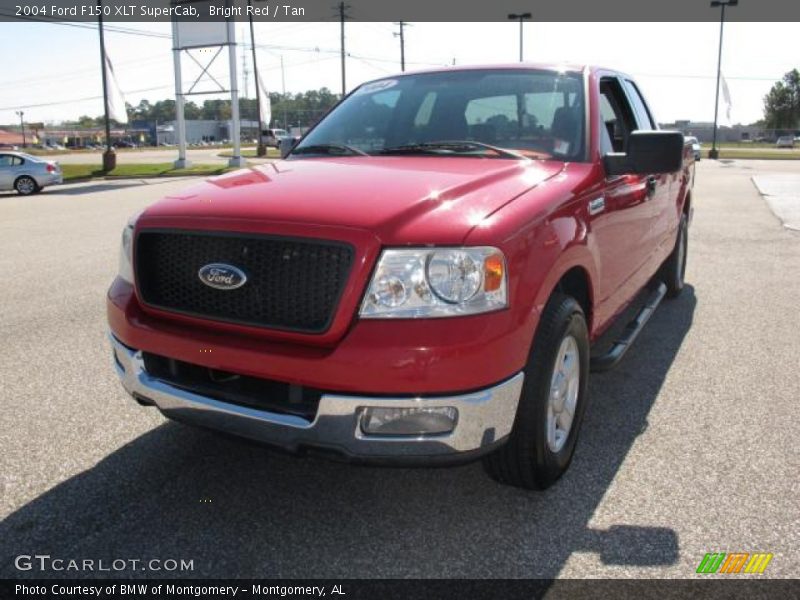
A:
603;130;684;176
279;137;297;159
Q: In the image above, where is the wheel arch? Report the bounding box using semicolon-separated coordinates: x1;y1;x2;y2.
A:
531;254;597;338
14;174;39;191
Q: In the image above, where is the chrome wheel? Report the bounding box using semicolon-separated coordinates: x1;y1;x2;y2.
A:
16;177;36;195
546;334;580;453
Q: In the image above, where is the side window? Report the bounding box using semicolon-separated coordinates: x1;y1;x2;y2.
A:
12;156;24;166
599;77;637;153
623;80;655;130
0;155;13;167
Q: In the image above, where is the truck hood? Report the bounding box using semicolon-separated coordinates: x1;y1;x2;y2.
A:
142;157;565;244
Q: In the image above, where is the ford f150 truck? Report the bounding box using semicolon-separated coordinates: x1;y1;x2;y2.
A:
108;65;694;489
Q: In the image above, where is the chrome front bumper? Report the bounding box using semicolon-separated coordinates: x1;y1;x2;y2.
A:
110;335;524;461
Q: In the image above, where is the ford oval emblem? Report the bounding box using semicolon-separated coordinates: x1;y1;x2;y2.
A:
198;263;247;290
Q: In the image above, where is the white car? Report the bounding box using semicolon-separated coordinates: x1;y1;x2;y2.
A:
685;136;701;161
0;152;63;195
776;136;795;148
263;128;288;148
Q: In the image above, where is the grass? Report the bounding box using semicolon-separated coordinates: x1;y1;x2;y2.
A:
699;141;800;160
61;163;234;182
218;148;281;158
700;147;800;160
20;144;259;157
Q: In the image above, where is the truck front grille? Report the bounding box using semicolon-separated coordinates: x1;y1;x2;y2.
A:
135;230;354;333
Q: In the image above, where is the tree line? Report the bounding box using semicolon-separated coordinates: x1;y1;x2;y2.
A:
65;88;341;129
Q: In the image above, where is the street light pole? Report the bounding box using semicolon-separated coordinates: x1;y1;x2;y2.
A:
709;0;738;160
15;111;25;147
97;0;116;171
248;0;266;156
507;12;532;62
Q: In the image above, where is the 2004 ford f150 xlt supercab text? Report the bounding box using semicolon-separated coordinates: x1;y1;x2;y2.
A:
108;65;694;489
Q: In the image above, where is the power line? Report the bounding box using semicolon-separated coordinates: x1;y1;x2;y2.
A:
3;55;167;88
633;72;782;82
0;10;171;38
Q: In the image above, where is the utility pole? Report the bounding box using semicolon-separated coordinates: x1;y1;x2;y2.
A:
393;21;407;72
247;0;266;156
709;0;738;160
507;12;532;62
97;0;115;170
15;111;25;147
338;2;349;96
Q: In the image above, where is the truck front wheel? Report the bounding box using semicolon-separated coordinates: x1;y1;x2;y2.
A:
483;293;590;489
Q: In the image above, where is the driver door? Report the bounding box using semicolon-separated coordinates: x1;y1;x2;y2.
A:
592;76;654;322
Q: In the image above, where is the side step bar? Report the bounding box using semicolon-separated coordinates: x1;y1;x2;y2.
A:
590;282;667;372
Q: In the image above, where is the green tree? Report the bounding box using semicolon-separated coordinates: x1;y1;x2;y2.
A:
76;115;96;128
763;69;800;132
184;101;201;120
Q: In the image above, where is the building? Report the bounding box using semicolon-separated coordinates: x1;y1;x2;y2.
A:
661;120;773;143
0;129;25;146
156;120;261;145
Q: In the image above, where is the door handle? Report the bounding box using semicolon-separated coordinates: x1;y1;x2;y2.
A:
646;175;657;196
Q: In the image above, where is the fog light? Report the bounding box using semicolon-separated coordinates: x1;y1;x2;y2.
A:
360;406;457;436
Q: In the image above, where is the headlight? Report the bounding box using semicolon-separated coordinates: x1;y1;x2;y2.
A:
118;217;137;284
360;247;507;318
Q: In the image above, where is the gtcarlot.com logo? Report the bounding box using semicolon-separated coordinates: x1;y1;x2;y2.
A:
696;552;773;574
14;554;194;572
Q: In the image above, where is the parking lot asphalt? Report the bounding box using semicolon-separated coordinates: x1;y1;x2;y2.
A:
1;161;798;579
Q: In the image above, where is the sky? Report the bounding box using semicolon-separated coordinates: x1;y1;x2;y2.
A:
0;21;797;127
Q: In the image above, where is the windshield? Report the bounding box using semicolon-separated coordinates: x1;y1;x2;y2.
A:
293;69;586;161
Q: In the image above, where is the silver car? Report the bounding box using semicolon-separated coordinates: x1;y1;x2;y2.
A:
0;151;63;195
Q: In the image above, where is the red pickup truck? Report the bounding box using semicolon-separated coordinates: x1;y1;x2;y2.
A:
108;65;693;489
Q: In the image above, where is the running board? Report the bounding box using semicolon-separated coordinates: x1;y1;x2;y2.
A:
590;282;667;372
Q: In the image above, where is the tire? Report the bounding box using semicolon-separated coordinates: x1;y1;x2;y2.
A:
661;213;688;298
14;176;38;196
483;292;590;490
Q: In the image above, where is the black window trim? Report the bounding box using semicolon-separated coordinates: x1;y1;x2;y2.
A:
622;78;657;131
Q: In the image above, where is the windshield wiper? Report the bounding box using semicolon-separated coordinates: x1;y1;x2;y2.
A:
378;140;527;160
292;143;368;156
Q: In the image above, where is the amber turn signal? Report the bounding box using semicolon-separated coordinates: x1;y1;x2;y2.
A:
484;254;505;292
